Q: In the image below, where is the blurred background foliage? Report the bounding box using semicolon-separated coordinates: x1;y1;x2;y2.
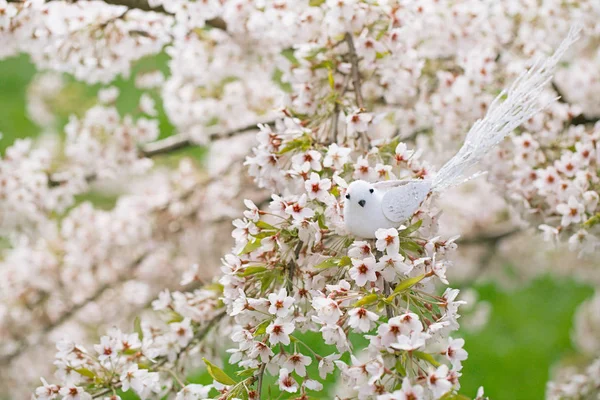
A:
0;56;594;400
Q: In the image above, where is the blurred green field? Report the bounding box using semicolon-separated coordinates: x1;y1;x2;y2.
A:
0;55;594;399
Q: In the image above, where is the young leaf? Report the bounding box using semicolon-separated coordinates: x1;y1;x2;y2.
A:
239;239;262;255
238;265;268;277
399;219;423;236
133;316;143;340
400;239;422;254
387;274;425;301
203;358;237;385
254;319;271;336
353;292;378;307
413;351;441;367
338;256;352;267
75;368;96;379
314;257;340;269
256;220;277;230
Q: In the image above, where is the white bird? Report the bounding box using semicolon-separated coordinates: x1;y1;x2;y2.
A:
344;26;581;239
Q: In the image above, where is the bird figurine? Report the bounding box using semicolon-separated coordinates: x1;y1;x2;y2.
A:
344;26;580;239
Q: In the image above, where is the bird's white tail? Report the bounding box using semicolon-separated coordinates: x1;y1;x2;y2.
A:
432;26;581;192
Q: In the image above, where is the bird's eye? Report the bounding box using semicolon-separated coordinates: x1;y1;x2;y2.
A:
369;188;374;193
345;193;350;199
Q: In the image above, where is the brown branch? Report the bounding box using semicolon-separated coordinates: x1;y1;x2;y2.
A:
49;122;271;186
140;122;273;157
255;363;266;399
570;114;600;125
330;103;340;144
285;241;303;294
457;229;522;279
458;228;521;246
344;32;364;109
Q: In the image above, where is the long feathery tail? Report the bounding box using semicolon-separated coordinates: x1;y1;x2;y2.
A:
432;25;581;192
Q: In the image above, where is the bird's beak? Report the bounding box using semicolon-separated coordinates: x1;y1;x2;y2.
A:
358;199;366;207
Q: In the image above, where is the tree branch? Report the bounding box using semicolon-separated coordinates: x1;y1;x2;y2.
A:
285;241;303;294
458;228;521;246
344;32;364;109
140;122;273;157
255;363;266;399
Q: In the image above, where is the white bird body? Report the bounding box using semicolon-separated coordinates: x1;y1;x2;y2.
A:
342;27;580;239
343;179;432;239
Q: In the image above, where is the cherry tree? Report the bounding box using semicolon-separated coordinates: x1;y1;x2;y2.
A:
0;0;598;399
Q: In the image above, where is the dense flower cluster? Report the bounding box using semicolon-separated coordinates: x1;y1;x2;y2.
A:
546;357;600;400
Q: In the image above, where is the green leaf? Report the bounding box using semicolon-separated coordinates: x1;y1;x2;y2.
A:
309;0;326;6
281;48;299;66
238;265;268;277
387;274;425;301
133;316;143;341
259;272;280;295
399;219;423;236
312;60;335;71
256;220;277;230
327;68;335;89
413;351;441;367
400;239;422;254
236;368;257;378
75;368;96;379
583;213;600;228
203;358;237;386
338;256;352;267
204;283;224;293
272;68;292;93
314;257;340;269
317;213;328;230
353;293;378;307
254;319;271;336
252;231;277;239
167;313;184;324
394;358;407;377
278;136;311;154
239;239;262;255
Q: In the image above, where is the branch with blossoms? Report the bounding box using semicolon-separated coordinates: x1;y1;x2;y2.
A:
32;15;492;396
1;0;595;398
35;117;479;399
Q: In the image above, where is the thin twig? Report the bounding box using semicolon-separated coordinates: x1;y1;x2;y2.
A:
330;103;340;144
285;241;303;294
344;32;364;109
375;249;394;320
256;363;266;398
383;281;394;320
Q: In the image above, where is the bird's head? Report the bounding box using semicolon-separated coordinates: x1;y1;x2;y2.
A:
344;180;376;211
